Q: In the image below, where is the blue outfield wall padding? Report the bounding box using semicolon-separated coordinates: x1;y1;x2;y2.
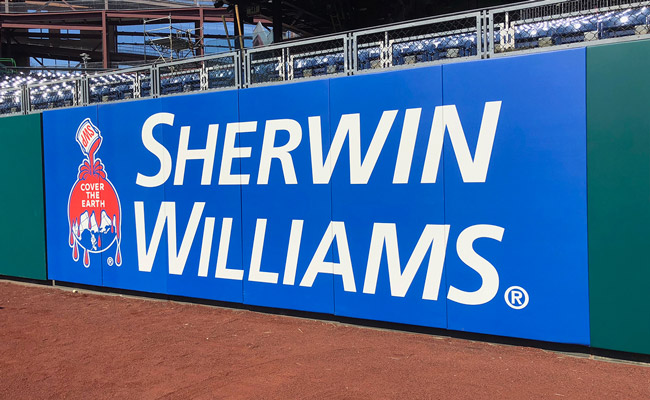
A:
159;92;243;303
329;67;447;328
442;49;589;344
239;80;335;314
43;105;103;286
41;47;590;345
96;98;168;295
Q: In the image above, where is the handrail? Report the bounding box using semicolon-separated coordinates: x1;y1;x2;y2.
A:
0;58;16;67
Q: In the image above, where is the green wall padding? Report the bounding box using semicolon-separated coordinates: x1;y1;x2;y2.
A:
588;40;650;355
0;113;47;280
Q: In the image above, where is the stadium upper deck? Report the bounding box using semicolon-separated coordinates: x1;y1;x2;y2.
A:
0;1;264;69
1;0;649;116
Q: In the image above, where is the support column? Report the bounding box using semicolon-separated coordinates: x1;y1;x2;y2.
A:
197;7;205;56
108;23;117;65
273;0;282;43
234;0;247;49
101;11;109;69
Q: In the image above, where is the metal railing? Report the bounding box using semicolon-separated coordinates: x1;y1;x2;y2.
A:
0;87;23;116
487;0;650;56
87;66;154;104
245;34;349;86
26;76;84;112
2;0;650;116
158;52;240;96
353;12;482;72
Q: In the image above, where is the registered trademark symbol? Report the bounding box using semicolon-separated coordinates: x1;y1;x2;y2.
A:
504;286;529;309
107;257;114;266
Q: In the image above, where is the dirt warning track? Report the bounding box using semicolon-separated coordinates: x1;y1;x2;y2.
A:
0;280;648;399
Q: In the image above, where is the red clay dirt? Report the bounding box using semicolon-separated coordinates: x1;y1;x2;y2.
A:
1;280;648;400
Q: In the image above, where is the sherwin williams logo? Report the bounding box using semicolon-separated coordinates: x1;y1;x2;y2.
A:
68;118;122;268
127;105;505;306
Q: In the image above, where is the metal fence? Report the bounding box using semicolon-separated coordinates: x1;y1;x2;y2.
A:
158;52;240;96
88;66;153;104
27;77;84;112
488;0;650;56
353;12;482;72
245;34;348;86
2;0;650;116
0;87;23;116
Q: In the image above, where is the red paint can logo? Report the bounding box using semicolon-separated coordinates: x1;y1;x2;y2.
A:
68;118;122;268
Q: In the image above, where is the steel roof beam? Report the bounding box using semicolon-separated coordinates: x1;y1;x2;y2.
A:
1;23;103;31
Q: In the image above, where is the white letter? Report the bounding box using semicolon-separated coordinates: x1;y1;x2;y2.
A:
136;113;174;187
393;108;422;184
446;102;501;183
421;106;445;184
219;121;256;185
283;219;303;285
447;224;504;305
422;102;501;183
167;202;205;275
248;219;279;284
349;110;398;184
363;223;449;300
215;218;244;280
198;217;215;277
173;124;218;185
134;201;168;272
300;221;356;292
308;111;397;184
308;115;338;184
257;119;302;184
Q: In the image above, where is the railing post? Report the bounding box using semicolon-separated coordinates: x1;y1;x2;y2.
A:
73;79;79;107
200;62;208;91
487;10;494;58
151;65;159;98
285;48;293;81
281;48;287;81
344;34;352;76
381;31;389;69
481;10;490;58
21;85;28;115
241;50;248;88
82;75;89;106
476;11;485;58
353;33;359;73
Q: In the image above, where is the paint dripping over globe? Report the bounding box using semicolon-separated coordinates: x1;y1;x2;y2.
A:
68;118;122;268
